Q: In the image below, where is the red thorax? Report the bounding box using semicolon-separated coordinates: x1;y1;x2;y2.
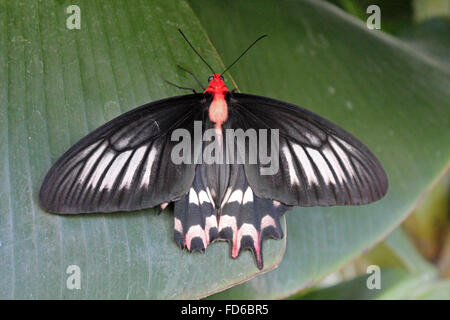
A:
204;74;229;133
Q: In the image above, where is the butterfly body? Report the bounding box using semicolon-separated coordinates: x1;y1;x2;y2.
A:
205;74;229;137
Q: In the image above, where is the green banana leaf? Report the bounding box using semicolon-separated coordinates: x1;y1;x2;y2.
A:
295;229;447;300
295;269;450;300
398;17;450;69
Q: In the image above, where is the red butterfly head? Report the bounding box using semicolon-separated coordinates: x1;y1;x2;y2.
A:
205;74;228;95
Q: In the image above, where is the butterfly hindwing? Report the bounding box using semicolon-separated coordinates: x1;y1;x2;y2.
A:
39;94;207;213
174;164;219;252
229;93;388;207
218;164;288;269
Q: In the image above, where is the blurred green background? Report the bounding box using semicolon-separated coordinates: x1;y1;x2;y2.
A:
328;0;450;66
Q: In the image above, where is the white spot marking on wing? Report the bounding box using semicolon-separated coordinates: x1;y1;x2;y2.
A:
174;217;183;233
261;215;277;230
282;145;300;186
227;189;243;204
160;202;168;210
322;145;346;185
205;215;218;244
336;137;355;152
81;140;102;156
303;131;321;146
189;188;199;205
140;147;158;188
113;136;131;150
185;225;206;251
86;150;115;189
291;144;318;186
233;223;259;258
242;187;253;205
65;140;102;169
220;187;232;208
198;190;211;205
206;187;215;206
78;141;108;183
118;145;147;190
218;214;237;233
329;137;355;179
99;150;132;191
306;147;336;186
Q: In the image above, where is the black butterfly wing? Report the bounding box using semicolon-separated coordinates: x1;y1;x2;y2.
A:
229;93;388;207
39;94;207;213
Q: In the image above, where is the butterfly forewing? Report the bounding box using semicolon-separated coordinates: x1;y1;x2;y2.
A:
39;94;207;213
230;93;388;207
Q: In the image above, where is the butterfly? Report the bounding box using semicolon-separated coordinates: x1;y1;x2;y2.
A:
39;30;388;270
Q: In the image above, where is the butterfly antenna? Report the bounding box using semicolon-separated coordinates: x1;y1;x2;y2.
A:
178;29;215;75
220;34;267;76
177;65;205;91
